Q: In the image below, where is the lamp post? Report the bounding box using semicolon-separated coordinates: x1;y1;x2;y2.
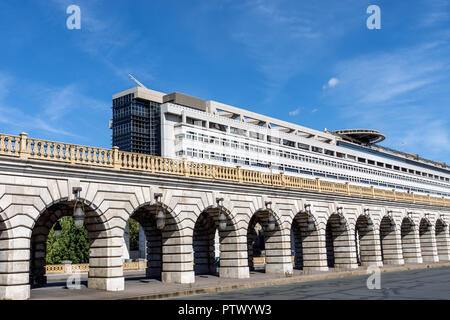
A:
54;219;62;237
216;198;227;231
337;207;345;224
304;204;315;231
424;213;432;227
407;212;416;227
72;187;85;229
387;210;395;227
337;206;346;231
364;208;374;231
439;214;448;228
265;201;275;231
154;193;165;230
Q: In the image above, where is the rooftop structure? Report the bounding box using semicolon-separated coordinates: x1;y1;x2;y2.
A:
328;129;385;146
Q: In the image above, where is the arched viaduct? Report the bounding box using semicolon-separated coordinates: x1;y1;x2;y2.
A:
0;133;449;299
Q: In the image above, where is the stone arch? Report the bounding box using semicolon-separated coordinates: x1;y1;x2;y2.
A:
435;218;450;261
354;214;382;266
379;215;404;265
246;208;292;275
192;204;240;277
400;216;422;264
325;213;358;269
28;197;122;291
419;217;438;263
290;210;323;271
129;200;192;283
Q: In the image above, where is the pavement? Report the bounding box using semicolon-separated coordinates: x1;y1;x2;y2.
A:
30;261;450;300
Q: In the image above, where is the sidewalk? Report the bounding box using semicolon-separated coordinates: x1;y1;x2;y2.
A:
30;261;450;300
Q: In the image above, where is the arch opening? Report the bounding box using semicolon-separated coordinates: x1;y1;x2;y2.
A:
325;213;355;269
400;217;421;264
192;206;236;277
193;210;220;276
291;212;318;270
354;215;377;266
130;205;163;280
419;217;437;263
30;200;104;290
435;219;450;262
379;216;400;265
247;210;281;273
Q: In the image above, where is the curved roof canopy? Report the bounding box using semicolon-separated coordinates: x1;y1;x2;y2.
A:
331;129;385;145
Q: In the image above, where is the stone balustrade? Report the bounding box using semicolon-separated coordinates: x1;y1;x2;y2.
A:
0;132;448;207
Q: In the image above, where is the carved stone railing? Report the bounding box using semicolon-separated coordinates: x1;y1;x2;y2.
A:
2;132;450;207
45;260;146;274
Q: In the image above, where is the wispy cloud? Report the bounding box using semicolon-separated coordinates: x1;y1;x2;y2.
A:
221;0;361;101
330;42;447;105
289;108;301;116
0;72;108;139
46;0;157;83
323;41;450;160
417;0;449;28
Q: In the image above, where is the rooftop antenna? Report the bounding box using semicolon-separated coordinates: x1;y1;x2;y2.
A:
128;73;148;89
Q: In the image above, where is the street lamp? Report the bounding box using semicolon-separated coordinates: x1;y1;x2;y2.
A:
337;207;345;225
154;193;165;230
265;201;275;231
424;213;432;227
304;204;315;231
267;214;276;231
364;208;373;231
387;210;395;227
407;212;416;227
72;187;85;229
439;214;448;228
216;198;227;231
54;219;62;237
304;204;311;214
307;215;315;231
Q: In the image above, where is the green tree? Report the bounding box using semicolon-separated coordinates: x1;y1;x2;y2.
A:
46;216;90;264
129;218;139;251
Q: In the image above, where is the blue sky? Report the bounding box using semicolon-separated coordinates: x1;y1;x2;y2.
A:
0;0;449;162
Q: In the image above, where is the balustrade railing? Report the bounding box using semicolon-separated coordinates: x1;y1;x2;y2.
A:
1;132;449;207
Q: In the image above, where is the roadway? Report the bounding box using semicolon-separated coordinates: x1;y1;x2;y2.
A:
171;266;450;300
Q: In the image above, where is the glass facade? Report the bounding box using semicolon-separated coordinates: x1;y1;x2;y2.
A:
112;93;161;155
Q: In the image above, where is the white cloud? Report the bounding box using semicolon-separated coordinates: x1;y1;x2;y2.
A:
289;108;301;116
323;77;339;89
311;108;318;113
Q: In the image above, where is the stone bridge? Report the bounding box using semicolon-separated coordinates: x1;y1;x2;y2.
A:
1;132;449;299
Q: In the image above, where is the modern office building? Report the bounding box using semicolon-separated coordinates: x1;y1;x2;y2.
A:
111;86;450;198
111;87;162;155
